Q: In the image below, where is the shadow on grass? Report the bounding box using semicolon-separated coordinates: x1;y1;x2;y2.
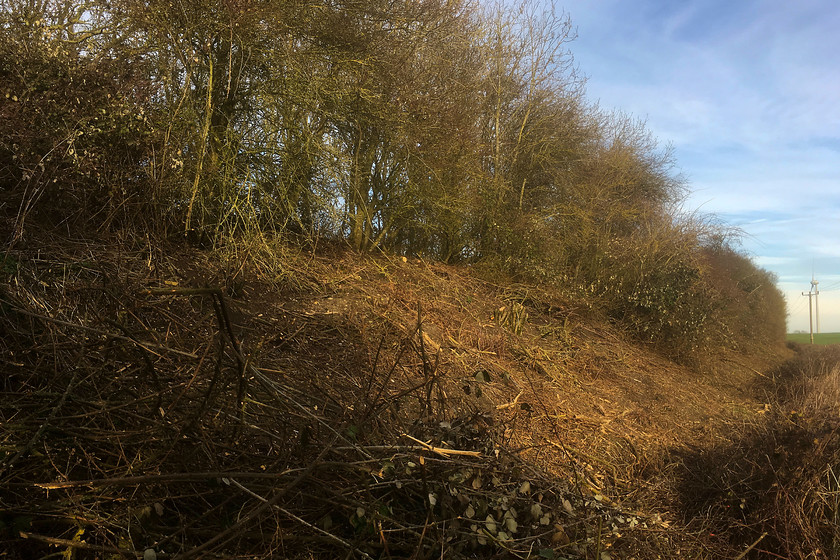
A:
673;345;840;560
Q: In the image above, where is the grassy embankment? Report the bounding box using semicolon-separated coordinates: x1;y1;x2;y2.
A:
4;237;840;559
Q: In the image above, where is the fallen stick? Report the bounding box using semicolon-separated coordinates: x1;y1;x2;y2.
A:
400;433;481;458
18;532;138;558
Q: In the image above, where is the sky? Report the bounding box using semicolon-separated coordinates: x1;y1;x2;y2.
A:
564;0;840;333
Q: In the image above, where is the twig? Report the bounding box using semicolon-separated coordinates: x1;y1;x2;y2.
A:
0;370;79;479
733;532;768;560
18;531;138;557
35;471;296;489
400;433;481;458
174;437;336;560
332;445;479;455
0;299;198;359
545;438;619;485
251;368;374;460
595;516;602;560
228;478;374;559
142;287;225;296
496;390;524;410
33;463;377;489
145;286;250;428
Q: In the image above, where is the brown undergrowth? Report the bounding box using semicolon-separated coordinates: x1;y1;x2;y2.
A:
0;233;793;559
674;344;840;560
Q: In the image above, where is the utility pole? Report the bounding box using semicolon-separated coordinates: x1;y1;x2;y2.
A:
811;276;820;333
803;280;818;344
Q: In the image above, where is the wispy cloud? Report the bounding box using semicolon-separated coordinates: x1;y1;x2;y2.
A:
567;0;840;331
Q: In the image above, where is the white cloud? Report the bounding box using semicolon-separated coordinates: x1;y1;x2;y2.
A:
567;0;840;331
753;256;796;268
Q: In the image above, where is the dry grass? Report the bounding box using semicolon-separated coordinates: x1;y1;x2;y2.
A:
673;345;840;560
0;232;809;559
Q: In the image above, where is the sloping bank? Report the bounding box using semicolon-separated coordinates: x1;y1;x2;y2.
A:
0;239;795;559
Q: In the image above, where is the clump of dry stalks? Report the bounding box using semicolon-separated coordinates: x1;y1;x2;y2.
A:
0;238;680;560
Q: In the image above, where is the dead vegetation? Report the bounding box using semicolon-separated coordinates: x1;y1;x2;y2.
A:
0;233;825;560
674;345;840;560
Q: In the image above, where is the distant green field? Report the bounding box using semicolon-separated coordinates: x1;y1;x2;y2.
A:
787;332;840;345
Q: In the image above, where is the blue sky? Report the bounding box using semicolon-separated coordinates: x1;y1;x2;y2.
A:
564;0;840;332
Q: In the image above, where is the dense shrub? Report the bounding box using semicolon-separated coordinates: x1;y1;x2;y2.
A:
0;9;156;237
700;243;787;351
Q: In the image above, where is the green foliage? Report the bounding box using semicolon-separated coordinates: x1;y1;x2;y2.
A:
595;228;710;360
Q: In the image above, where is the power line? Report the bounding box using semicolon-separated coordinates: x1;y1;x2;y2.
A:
820;279;840;291
788;296;808;316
